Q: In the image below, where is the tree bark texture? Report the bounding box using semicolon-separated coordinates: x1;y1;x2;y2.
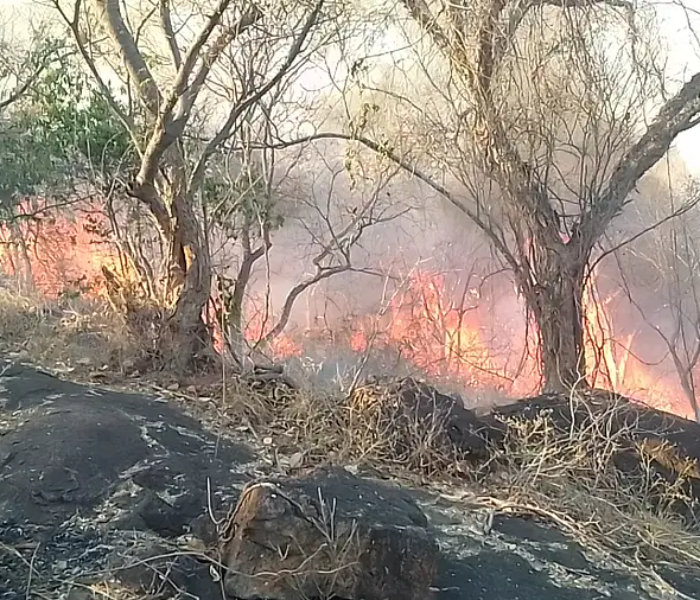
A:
125;151;213;372
162;161;212;372
520;241;589;393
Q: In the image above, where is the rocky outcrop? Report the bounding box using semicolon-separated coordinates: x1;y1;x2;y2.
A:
1;363;700;600
0;362;253;532
347;376;503;464
0;361;254;599
223;467;438;600
489;389;700;518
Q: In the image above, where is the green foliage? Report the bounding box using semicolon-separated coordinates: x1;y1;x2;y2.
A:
26;45;134;172
0;121;59;215
0;36;134;217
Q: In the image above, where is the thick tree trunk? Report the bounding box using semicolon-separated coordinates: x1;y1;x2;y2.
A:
522;242;589;394
166;175;212;373
128;163;213;373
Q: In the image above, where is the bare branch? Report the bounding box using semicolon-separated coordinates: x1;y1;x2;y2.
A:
188;0;326;195
542;0;632;7
580;71;700;244
51;0;138;143
175;7;262;121
158;0;182;69
131;5;262;203
0;42;60;112
261;264;353;343
92;0;163;115
265;131;519;273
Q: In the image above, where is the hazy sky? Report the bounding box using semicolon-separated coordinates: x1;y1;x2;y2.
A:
655;2;700;172
1;0;700;171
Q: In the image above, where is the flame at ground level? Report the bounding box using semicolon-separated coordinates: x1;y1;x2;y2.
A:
342;270;693;419
0;203;693;418
0;200;119;297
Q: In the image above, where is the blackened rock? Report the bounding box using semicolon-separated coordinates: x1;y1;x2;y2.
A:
0;360;253;597
487;389;700;522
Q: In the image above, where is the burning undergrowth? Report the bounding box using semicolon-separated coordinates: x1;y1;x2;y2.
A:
1;200;700;576
0;199;695;420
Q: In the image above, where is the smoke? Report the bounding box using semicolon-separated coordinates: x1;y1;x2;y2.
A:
210;129;700;417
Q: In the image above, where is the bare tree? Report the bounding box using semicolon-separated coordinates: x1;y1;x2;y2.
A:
278;0;700;392
0;21;64;114
615;175;700;421
211;135;410;366
47;0;331;370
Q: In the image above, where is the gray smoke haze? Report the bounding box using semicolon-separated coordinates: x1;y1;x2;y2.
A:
208;135;700;415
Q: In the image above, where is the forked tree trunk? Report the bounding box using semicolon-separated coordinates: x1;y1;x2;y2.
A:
128;166;213;373
521;241;590;393
165;173;213;373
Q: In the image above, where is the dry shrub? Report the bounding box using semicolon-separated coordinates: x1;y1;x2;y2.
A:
205;375;345;462
220;375;700;571
210;374;469;478
102;265;217;372
338;379;465;475
101;265;172;369
0;288;141;370
481;391;700;567
0;276;213;377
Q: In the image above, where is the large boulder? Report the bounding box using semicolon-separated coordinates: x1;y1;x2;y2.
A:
0;362;254;530
223;466;439;600
2;364;700;600
0;361;254;598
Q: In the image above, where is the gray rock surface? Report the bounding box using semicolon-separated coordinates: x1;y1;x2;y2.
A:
0;360;253;599
1;361;699;599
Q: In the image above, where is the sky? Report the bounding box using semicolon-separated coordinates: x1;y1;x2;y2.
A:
1;0;700;171
655;1;700;172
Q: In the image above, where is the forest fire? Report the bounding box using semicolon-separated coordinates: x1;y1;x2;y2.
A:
0;204;693;419
346;270;692;418
0;200;118;297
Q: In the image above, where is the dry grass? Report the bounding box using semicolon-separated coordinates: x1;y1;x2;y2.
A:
207;377;700;574
3;287;700;585
206;375;470;479
475;391;700;570
0;288;148;373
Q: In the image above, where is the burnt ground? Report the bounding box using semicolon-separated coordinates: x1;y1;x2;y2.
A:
0;360;698;599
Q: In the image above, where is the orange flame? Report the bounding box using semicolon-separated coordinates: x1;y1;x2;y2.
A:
2;201;693;418
243;300;303;357
0;199;119;297
348;271;538;394
349;269;694;418
207;289;303;359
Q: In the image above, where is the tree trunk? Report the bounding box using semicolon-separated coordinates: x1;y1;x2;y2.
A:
10;222;34;294
522;241;590;394
126;156;214;373
669;352;700;423
166;174;212;373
